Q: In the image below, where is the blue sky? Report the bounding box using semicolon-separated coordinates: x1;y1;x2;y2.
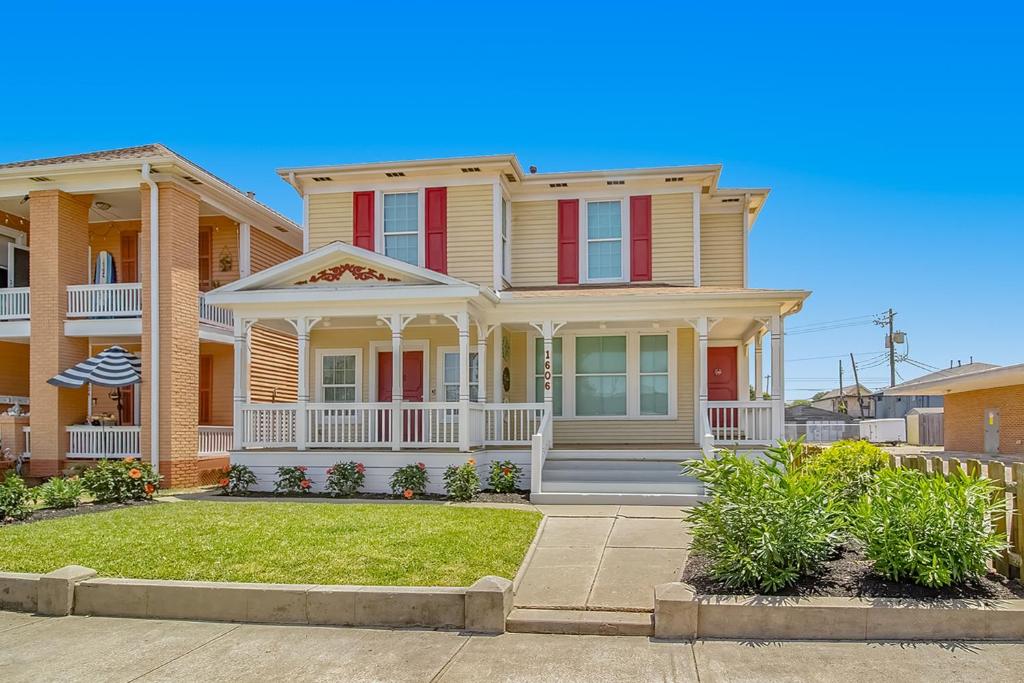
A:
3;2;1021;399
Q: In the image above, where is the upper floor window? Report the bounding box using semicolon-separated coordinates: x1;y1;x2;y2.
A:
500;196;511;282
584;200;625;282
382;192;419;265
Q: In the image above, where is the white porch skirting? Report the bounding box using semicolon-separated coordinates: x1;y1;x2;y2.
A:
231;449;532;496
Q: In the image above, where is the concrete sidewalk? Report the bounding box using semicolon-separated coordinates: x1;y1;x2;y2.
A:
3;611;1023;682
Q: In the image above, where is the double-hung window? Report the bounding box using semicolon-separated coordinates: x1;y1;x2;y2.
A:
574;336;627;416
533;337;563;416
319;352;358;403
382;192;419;265
441;351;479;401
585;200;623;281
500;196;511;282
639;335;669;415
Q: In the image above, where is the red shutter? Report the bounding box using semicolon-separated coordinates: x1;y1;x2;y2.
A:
630;195;652;281
352;191;375;250
557;199;579;284
424;187;447;273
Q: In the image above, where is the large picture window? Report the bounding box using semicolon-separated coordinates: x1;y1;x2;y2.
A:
574;335;627;416
319;352;359;403
534;337;563;416
639;335;669;415
441;351;479;401
382;192;419;265
585;200;623;281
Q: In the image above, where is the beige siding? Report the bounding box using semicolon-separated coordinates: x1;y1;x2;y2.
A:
250;325;298;403
700;210;745;286
251;228;301;273
505;330;528;403
551;328;696;446
446;184;493;287
651;193;694;286
510;200;557;287
308;192;353;250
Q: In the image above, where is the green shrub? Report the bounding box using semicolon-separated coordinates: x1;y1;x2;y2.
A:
0;473;34;521
852;467;1007;588
218;464;258;496
800;439;888;506
682;441;842;592
488;460;523;493
36;476;84;509
390;462;429;499
324;461;366;497
82;458;161;504
444;459;480;501
274;466;312;495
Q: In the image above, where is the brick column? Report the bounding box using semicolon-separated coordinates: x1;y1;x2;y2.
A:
28;190;91;477
140;183;200;487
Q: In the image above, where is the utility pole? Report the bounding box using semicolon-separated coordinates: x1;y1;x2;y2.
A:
887;308;896;387
850;352;867;417
838;360;847;413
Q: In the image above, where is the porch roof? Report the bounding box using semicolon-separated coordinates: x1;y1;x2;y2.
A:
498;285;809;314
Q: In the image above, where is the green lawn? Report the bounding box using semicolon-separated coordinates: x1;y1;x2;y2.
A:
0;501;542;586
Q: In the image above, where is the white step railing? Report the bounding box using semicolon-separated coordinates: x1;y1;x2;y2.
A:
706;401;774;445
67;283;142;318
22;426;30;459
198;426;233;455
66;425;141;459
198;294;233;328
482;403;547;445
0;287;30;320
530;409;554;494
240;404;297;448
400;402;461;447
306;403;392;448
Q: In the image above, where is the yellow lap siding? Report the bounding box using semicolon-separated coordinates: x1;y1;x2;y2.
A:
249;325;298;403
510;200;558;287
251;229;301;273
700;210;745;286
445;184;494;287
308;192;353;250
651;193;694;286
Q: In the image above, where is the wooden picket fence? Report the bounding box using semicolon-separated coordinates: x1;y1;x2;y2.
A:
890;454;1024;580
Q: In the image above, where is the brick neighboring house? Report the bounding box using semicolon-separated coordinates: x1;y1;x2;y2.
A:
0;145;302;486
885;363;1024;455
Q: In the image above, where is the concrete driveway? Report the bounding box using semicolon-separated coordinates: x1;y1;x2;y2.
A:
3;611;1023;682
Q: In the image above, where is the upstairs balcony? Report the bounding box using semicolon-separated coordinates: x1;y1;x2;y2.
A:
0;287;30;339
61;283;232;338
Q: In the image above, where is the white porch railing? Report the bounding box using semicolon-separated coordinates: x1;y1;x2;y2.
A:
706;401;774;445
529;409;554;494
22;426;30;459
198;294;233;328
66;425;141;459
198;426;233;455
0;287;30;320
67;283;142;318
238;401;547;450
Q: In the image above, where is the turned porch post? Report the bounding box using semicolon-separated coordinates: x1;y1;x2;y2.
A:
388;313;405;452
697;317;711;449
456;312;471;451
754;332;764;400
288;317;320;451
232;317;252;450
770;314;784;440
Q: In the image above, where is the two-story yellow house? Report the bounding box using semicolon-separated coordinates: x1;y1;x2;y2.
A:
207;154;809;503
0;145;301;487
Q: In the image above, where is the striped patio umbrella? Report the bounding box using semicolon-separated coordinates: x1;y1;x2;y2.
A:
48;345;142;389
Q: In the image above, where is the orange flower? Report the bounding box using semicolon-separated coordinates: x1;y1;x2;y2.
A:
467;458;476;467
403;488;414;499
221;465;231;474
123;457;135;464
129;468;142;479
144;483;156;495
219;478;230;488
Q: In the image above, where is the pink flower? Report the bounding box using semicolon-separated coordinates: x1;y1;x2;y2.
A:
326;467;334;475
355;463;366;474
300;479;312;489
417;462;426;471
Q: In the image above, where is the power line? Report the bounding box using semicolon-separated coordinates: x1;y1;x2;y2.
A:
787;351;882;362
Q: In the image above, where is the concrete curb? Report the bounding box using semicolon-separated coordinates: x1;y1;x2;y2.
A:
1;566;513;633
654;582;1024;641
512;514;547;594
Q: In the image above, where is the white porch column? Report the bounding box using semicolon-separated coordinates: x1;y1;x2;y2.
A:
238;223;251;278
754;332;764;400
491;324;503;403
456;312;471;451
232;317;252;450
389;314;405;451
770;314;784;440
475;322;496;404
697;317;711;449
288;317;320;451
530;320;566;419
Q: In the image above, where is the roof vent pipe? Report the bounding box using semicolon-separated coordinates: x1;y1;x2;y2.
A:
529;165;537;174
141;163;160;475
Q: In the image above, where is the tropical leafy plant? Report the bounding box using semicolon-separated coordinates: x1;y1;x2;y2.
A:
0;473;34;521
488;460;523;493
324;461;366;497
218;464;258;496
682;440;842;592
82;458;161;503
444;459;480;501
799;439;888;507
390;462;429;499
852;467;1007;587
36;476;84;509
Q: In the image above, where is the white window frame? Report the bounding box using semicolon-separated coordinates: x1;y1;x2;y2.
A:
500;195;512;285
375;189;425;267
528;328;676;420
532;336;564;417
314;348;363;403
579;198;630;284
435;346;481;403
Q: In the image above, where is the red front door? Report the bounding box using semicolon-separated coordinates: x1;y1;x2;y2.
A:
378;351;424;441
708;347;738;429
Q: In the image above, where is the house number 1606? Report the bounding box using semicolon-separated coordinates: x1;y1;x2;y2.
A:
543;349;552;390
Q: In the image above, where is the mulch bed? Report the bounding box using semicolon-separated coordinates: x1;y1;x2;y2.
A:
211;490;532;504
681;544;1024;601
2;499;158;527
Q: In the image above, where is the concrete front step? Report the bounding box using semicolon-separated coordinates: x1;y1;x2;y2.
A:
529;491;704;505
507;608;654;636
547;449;701;462
542;480;703;494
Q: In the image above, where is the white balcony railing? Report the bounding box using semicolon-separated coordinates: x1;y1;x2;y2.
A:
239;401;547;450
66;425;141;459
67;283;142;318
198;426;233;455
706;401;774;445
0;287;30;320
198;294;233;328
22;426;30;459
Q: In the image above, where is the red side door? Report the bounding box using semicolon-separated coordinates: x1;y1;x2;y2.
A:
708;347;738;428
377;351;424;440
